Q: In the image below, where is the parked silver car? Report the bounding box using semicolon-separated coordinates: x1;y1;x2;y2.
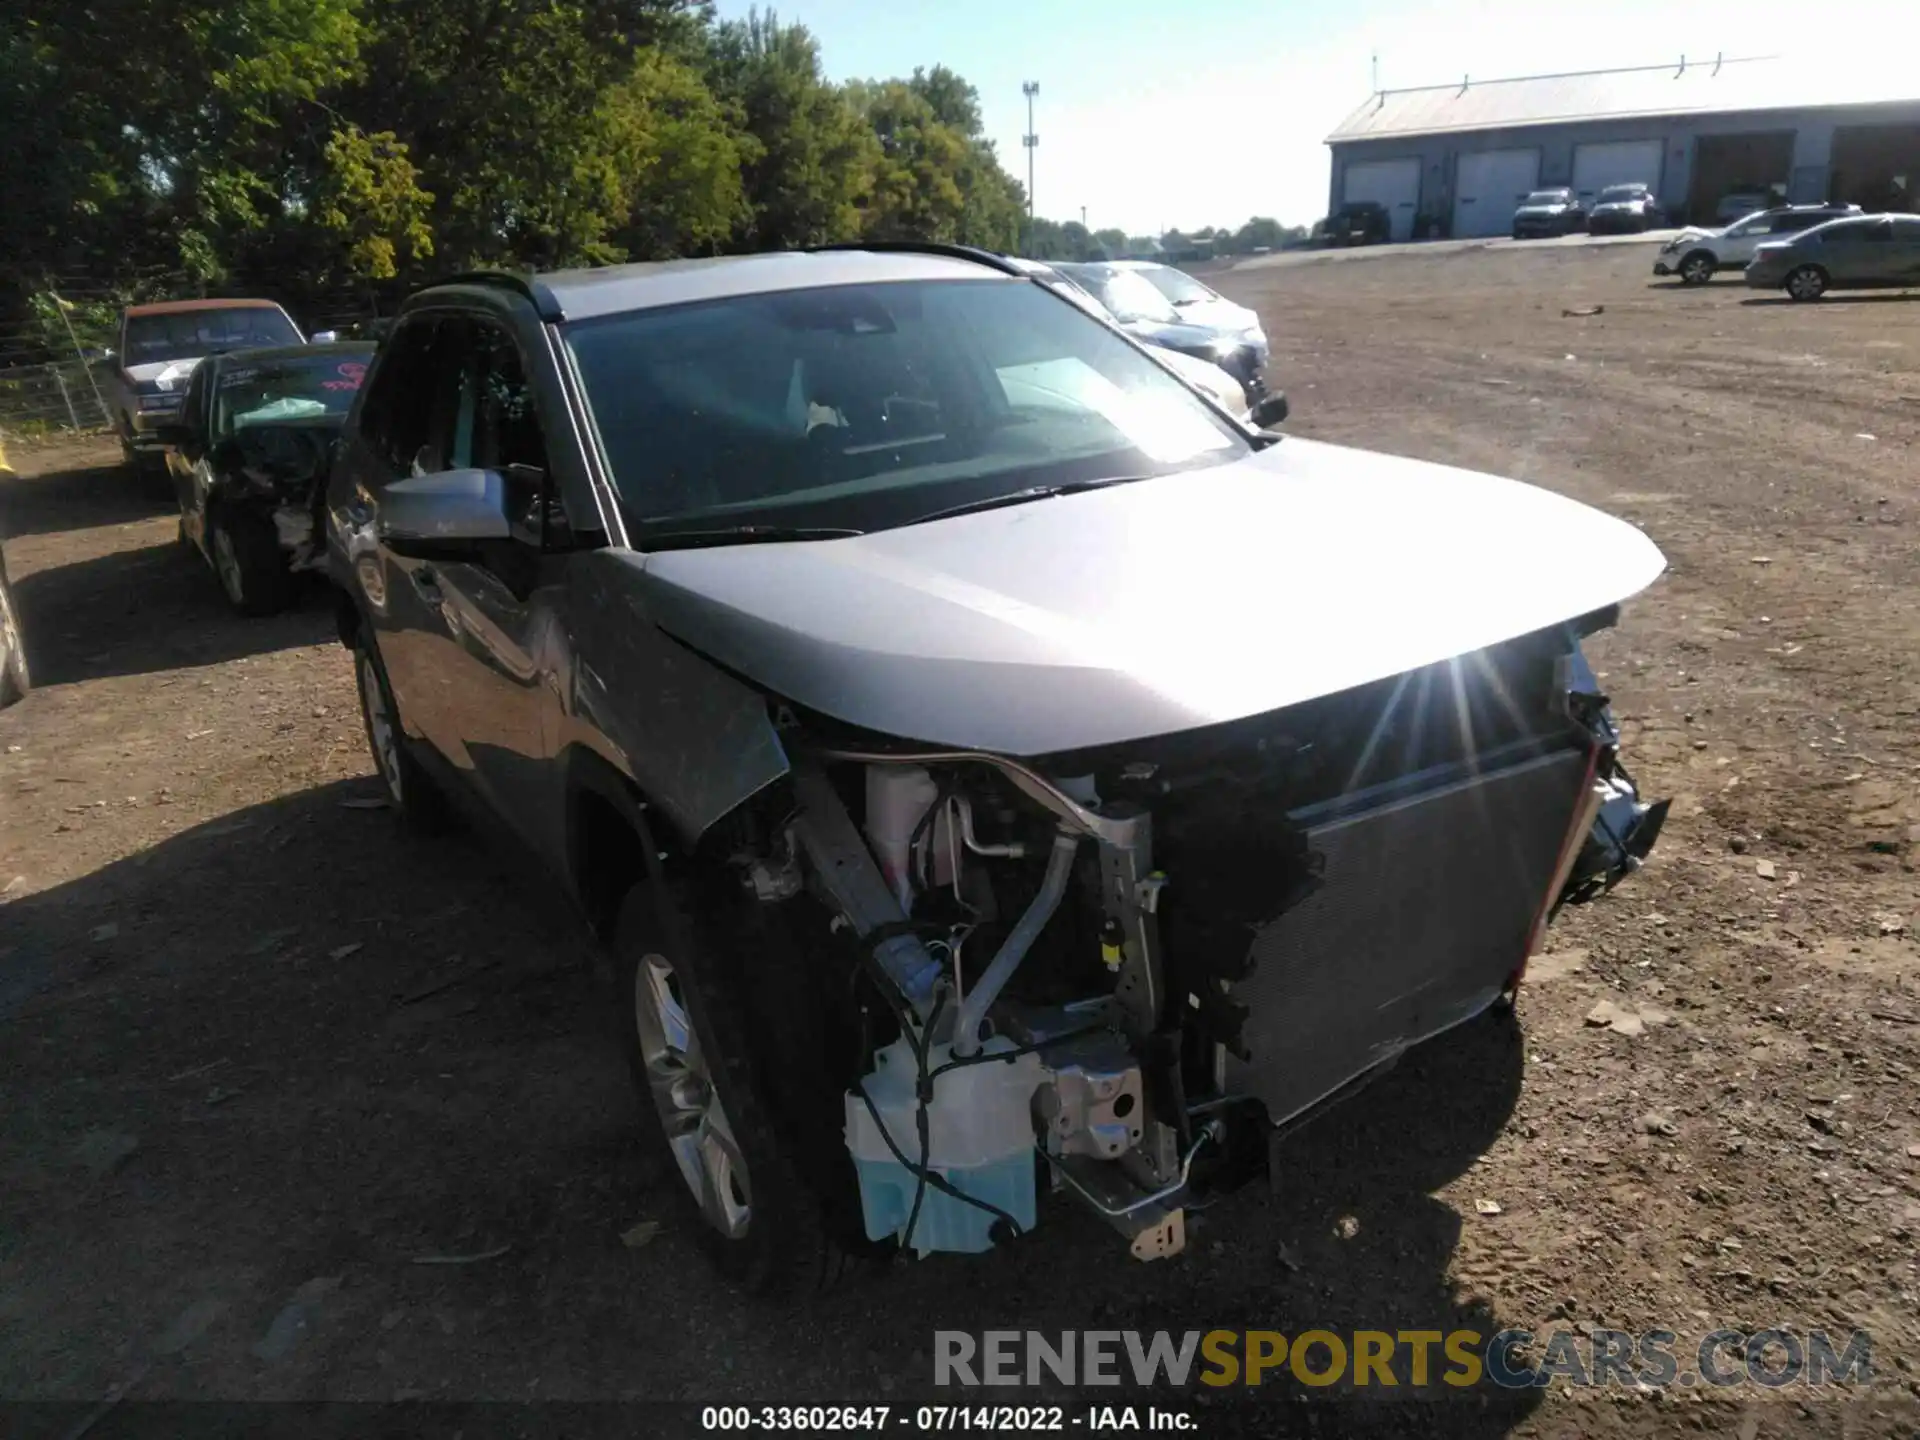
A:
1745;213;1920;300
327;243;1667;1292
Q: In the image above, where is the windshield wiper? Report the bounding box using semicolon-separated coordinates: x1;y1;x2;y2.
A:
904;475;1156;527
640;524;864;551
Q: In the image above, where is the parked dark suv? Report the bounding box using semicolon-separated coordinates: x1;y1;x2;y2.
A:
324;245;1665;1294
1321;202;1392;246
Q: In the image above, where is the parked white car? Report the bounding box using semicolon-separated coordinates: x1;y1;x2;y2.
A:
1008;258;1257;419
1653;204;1862;285
1108;260;1264;338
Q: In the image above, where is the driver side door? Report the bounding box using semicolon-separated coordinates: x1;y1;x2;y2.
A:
1822;218;1891;284
410;319;579;862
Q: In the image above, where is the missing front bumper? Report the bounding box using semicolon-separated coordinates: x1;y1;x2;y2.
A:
1224;743;1592;1127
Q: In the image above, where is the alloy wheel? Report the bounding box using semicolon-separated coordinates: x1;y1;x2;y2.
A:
1787;267;1827;302
632;950;752;1239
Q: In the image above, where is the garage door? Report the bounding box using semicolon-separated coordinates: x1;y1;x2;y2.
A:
1453;149;1540;238
1572;139;1665;204
1342;159;1421;242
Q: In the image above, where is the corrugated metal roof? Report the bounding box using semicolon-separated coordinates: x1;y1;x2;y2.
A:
1328;56;1919;144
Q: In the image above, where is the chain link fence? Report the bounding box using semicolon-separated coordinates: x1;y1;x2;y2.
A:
0;277;127;436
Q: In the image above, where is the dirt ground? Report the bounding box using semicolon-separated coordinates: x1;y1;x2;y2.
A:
3;242;1919;1438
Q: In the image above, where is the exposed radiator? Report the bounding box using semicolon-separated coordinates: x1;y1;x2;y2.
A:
1224;745;1589;1125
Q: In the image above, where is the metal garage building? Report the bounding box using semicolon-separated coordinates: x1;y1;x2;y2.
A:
1326;56;1920;240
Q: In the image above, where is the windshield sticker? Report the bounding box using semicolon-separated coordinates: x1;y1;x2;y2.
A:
323;360;367;393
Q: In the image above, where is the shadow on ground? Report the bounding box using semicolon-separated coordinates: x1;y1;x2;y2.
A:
0;460;172;541
0;779;1541;1434
9;540;332;686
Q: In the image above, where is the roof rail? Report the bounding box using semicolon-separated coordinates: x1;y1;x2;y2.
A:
419;269;565;321
800;240;1026;278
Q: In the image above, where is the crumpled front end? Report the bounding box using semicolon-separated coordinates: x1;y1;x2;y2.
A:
1145;612;1666;1131
217;421;342;573
792;610;1665;1261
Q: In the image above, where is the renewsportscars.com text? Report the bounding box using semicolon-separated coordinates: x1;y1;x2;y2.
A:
934;1328;1872;1390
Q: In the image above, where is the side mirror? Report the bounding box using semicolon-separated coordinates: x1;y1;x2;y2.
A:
377;469;511;549
1249;391;1290;429
153;421;196;449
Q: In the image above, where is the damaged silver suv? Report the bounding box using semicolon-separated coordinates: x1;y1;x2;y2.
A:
326;244;1669;1294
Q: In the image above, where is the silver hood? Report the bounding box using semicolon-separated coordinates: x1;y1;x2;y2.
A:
634;438;1667;755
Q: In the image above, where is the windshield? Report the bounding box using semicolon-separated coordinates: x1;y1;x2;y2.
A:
213;350;371;436
124;307;302;366
1598;186;1645;204
1524;191;1568;206
1060;266;1181;324
1134;266;1216;306
565;277;1246;538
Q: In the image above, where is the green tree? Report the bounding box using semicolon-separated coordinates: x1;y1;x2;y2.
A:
705;10;874;247
855;82;967;240
1092;226;1127;259
314;125;435;281
1;0;365;280
907;64;983;138
604;50;756;258
1233;216;1286;252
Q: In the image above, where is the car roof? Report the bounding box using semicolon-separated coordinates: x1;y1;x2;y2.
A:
215;342;375;365
124;298;290;318
512;250;1014;323
1789;213;1895;238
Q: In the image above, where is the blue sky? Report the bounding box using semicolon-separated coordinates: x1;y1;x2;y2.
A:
712;0;1892;235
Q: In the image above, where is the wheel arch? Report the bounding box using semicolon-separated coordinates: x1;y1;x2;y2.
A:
564;745;691;944
563;743;795;945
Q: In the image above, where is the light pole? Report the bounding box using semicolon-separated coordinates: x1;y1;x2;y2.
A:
1021;81;1039;255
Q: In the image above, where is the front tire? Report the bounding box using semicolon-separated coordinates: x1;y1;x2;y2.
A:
351;640;452;834
1786;265;1828;302
209;508;298;616
1679;252;1715;286
612;880;864;1295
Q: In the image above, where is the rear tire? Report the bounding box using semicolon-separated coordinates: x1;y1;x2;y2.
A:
1786;265;1828;302
611;878;868;1296
351;639;453;834
209;508;298;616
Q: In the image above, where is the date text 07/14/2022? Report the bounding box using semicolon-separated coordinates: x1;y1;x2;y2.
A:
700;1405;1193;1432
